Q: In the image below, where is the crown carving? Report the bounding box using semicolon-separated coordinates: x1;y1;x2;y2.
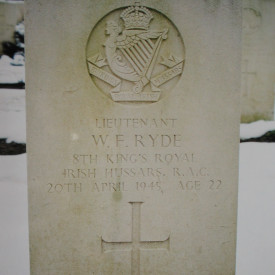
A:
120;4;153;30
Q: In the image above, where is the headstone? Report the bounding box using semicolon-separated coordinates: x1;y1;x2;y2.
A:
26;0;241;274
0;1;24;54
241;0;275;122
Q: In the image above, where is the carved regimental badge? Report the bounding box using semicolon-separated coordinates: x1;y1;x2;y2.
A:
86;1;185;103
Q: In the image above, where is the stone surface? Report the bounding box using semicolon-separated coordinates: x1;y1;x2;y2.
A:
0;1;24;54
26;0;241;274
241;0;275;122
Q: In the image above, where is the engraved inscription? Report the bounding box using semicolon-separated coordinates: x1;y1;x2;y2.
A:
47;183;82;193
101;202;170;275
95;118;177;128
86;1;185;103
178;179;222;191
90;134;182;147
47;117;224;195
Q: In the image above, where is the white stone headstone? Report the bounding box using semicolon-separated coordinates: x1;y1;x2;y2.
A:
26;0;241;274
241;0;275;122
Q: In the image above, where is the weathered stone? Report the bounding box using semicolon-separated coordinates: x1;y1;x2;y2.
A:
26;0;241;274
241;0;275;122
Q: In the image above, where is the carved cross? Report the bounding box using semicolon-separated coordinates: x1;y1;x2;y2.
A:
101;202;170;275
242;59;256;96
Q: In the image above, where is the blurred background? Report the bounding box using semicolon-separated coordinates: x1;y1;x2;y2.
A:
0;0;274;274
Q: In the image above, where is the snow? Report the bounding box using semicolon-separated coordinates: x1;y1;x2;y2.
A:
236;143;275;275
15;20;25;37
0;88;275;274
0;88;26;143
0;55;25;84
0;154;29;275
240;120;275;140
0;1;24;5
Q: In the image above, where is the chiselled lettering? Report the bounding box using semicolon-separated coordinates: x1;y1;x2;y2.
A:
95;118;177;129
134;134;182;147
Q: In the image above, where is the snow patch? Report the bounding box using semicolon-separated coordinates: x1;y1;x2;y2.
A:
0;55;25;84
240;120;275;140
0;89;26;143
0;154;29;275
236;143;275;275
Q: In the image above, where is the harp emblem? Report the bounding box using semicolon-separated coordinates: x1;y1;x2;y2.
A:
87;1;185;103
